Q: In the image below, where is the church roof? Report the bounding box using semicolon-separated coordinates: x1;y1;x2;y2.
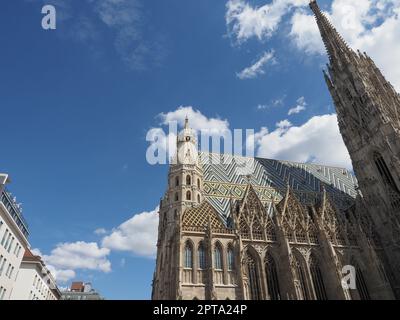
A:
182;200;226;230
199;152;357;222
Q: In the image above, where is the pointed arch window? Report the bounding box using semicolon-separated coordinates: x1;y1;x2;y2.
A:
265;253;281;300
184;242;193;269
198;242;206;269
293;255;310;300
309;254;327;300
186;191;191;201
227;246;234;271
244;251;261;300
351;261;371;300
186;175;191;186
214;243;223;270
374;153;398;191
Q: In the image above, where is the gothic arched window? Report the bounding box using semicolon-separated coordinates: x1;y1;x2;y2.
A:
186;191;191;201
186;175;191;186
227;246;234;271
374;152;398;191
265;252;281;300
214;243;223;270
351;260;371;300
309;254;327;300
198;242;206;269
293;254;310;300
244;251;261;300
175;176;179;187
197;179;201;188
184;242;193;269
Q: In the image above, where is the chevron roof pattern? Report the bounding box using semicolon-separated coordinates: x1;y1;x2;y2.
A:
199;152;358;221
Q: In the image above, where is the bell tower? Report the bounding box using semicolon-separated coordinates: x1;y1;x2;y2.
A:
152;117;204;299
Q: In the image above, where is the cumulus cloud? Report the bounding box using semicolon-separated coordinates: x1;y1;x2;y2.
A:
226;0;309;43
159;106;229;133
252;114;352;169
237;51;276;79
288;96;307;115
102;207;159;258
43;241;111;273
47;266;76;284
290;0;400;90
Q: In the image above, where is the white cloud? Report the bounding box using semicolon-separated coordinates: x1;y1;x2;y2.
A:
43;241;111;273
159;106;229;133
237;51;276;79
226;0;309;43
252;114;352;169
47;266;76;284
94;228;107;235
257;95;286;111
101;207;159;258
288;96;307;115
290;0;400;90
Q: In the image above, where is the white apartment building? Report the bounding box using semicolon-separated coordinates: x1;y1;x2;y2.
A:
11;248;61;300
0;173;30;300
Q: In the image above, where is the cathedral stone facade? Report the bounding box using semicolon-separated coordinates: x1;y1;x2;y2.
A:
152;0;400;300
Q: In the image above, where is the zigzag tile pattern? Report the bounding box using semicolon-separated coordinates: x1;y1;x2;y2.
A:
199;152;358;221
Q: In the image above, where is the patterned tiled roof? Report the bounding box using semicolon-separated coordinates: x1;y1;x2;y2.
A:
183;200;226;229
199;152;357;221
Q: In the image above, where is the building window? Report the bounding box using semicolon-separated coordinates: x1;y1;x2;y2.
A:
352;261;371;300
186;191;191;201
175;193;179;202
0;255;4;276
7;237;14;253
244;251;261;300
265;252;280;300
175;177;179;187
197;194;201;203
374;153;398;191
214;243;223;270
197;179;201;188
293;254;310;300
184;242;193;269
0;287;6;300
227;246;234;271
198;242;206;269
186;175;191;186
1;229;9;246
309;254;327;300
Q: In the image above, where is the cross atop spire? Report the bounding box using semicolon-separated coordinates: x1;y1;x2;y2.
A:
309;0;352;64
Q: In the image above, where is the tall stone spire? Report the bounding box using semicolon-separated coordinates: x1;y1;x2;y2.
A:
311;0;400;298
309;0;353;64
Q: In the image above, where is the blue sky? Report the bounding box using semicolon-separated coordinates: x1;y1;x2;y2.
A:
1;0;399;299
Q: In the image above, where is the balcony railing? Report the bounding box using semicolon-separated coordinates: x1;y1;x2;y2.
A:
0;189;30;238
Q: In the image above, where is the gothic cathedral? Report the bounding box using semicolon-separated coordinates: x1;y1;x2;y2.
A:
152;0;400;300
